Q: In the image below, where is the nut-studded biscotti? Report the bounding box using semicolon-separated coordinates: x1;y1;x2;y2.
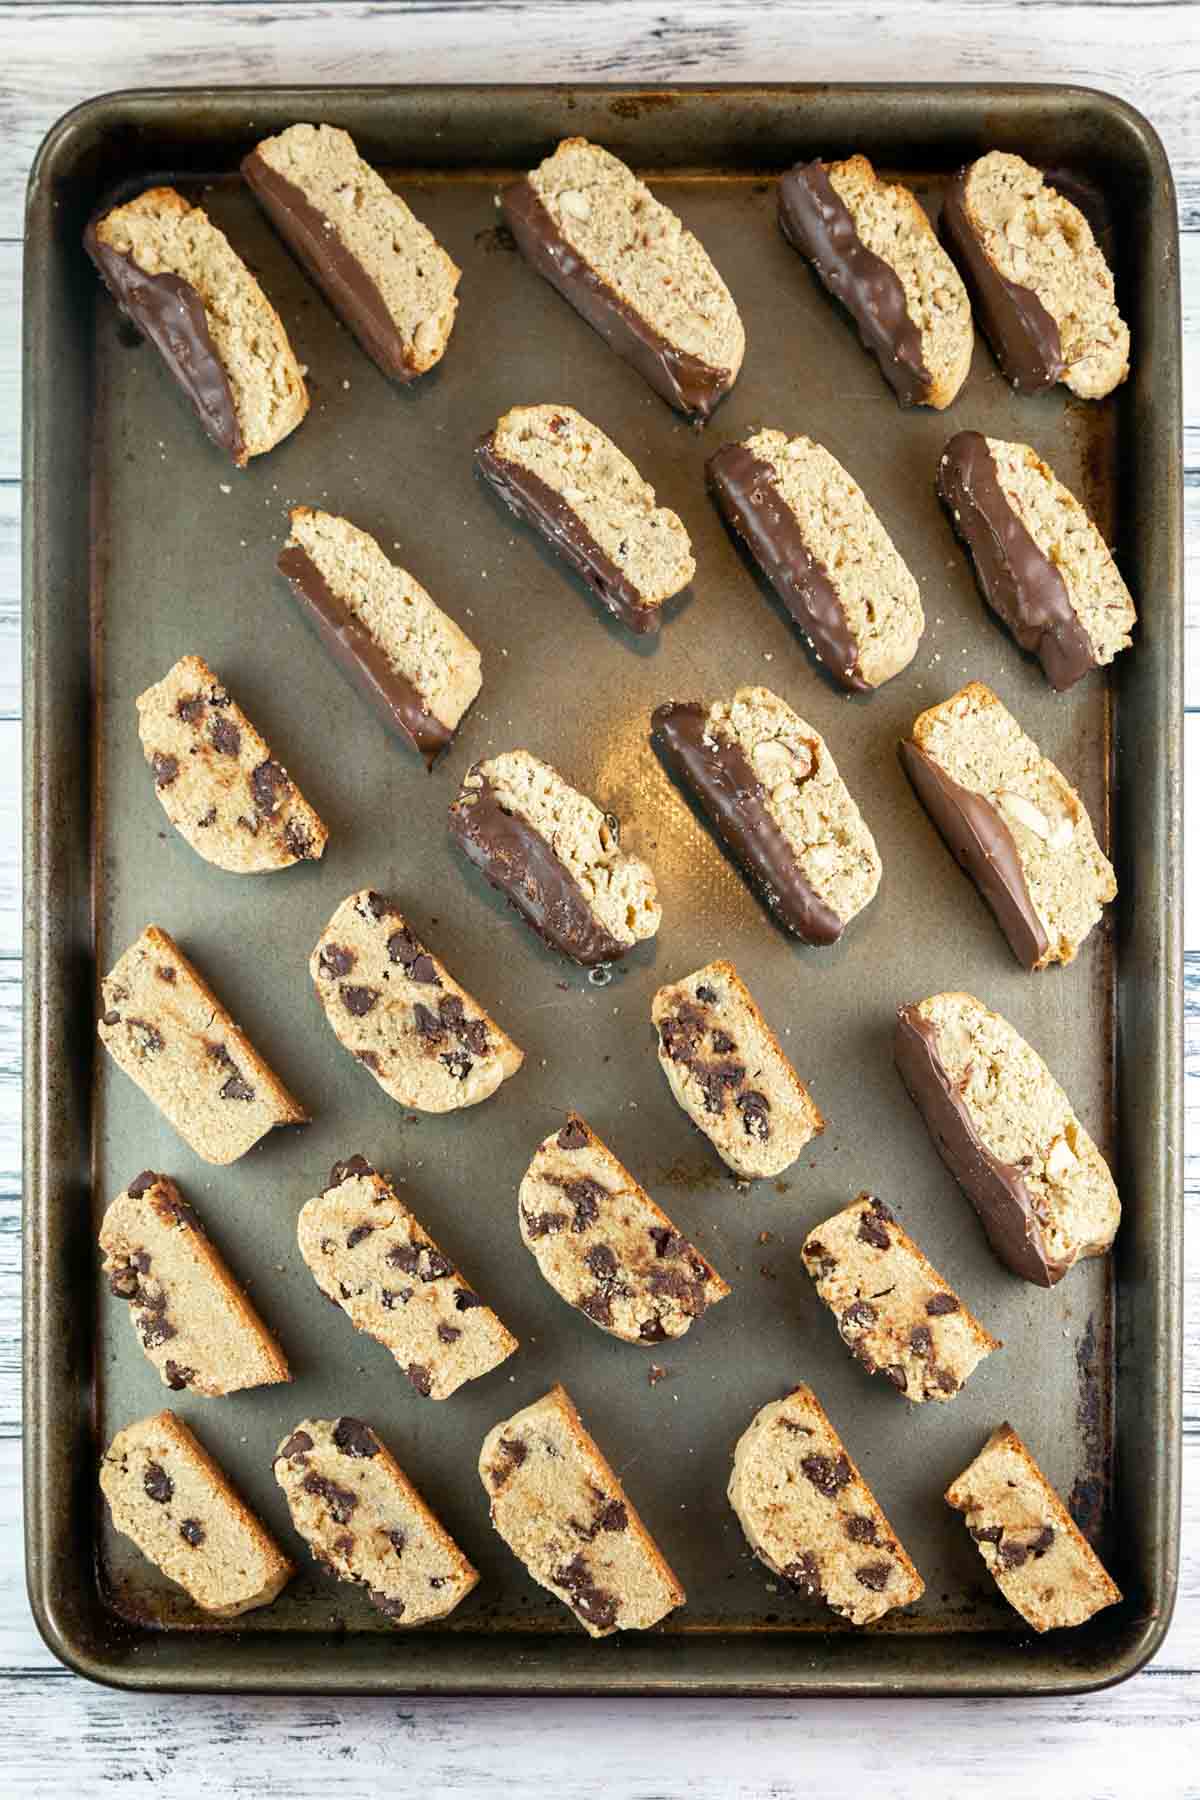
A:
273;1417;479;1623
449;750;662;967
98;925;308;1164
243;123;460;381
100;1411;293;1616
708;434;923;691
946;1423;1121;1631
801;1193;1000;1403
728;1386;925;1625
938;433;1135;691
479;1384;685;1636
778;155;972;409
941;152;1129;399
901;681;1115;969
297;1155;518;1397
84;187;308;465
652;688;880;944
136;654;327;873
310;892;523;1112
518;1113;729;1342
278;507;482;767
476;404;695;635
502;138;744;422
895;991;1120;1287
652;961;823;1179
100;1171;290;1396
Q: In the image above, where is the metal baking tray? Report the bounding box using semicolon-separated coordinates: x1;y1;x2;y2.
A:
23;84;1182;1696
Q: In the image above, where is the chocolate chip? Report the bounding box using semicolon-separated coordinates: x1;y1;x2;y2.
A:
934;1367;959;1394
387;1528;406;1556
562;1178;605;1231
738;1090;771;1139
971;1524;1004;1545
301;1471;358;1524
318;943;355;979
999;1541;1030;1570
908;1325;933;1358
387;930;441;986
341;984;379;1016
422;1251;453;1283
177;695;205;724
356;1049;382;1072
385;1243;421;1275
925;1293;960;1316
130;1018;165;1056
439;1049;473;1080
648;1226;685;1259
220;1071;255;1102
553;1553;618;1631
196;806;217;828
209;715;241;756
581;1291;614;1326
884;1365;908;1393
283;819;315;859
369;1590;406;1620
783;1552;822;1596
108;1264;141;1300
840;1301;877;1333
498;1436;527;1471
868;1197;897;1224
696;1061;745;1113
333;1533;355;1558
407;1363;432;1397
1031;1525;1055;1556
695;984;717;1003
164;1360;193;1391
413;1003;444;1044
208;686;232;708
250;759;289;817
346;1224;373;1249
236;813;260;836
152;753;178;787
593;1498;627;1533
585;1244;619;1280
330;1154;373;1186
280;1431;314;1460
138;1309;177;1350
127;1171;159;1197
522;1206;568;1239
639;1317;668;1343
800;1453;853;1498
454;1288;483;1311
333;1417;378;1458
143;1463;173;1504
710;1029;736;1053
437;1323;462;1344
157;964;176;984
179;1519;205;1546
102;1010;121;1026
845;1515;879;1545
855;1561;893;1592
429;1576;445;1590
557;1117;589;1150
364;892;393;919
857;1211;891;1251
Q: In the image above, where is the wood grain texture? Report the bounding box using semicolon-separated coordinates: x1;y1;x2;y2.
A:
1;1;1197;1790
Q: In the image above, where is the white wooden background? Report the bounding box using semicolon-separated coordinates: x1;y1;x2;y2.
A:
2;3;1197;1794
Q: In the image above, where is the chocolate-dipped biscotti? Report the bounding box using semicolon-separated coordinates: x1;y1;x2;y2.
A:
942;152;1129;399
652;687;881;944
801;1193;1000;1403
938;433;1136;690
728;1386;925;1626
449;750;661;967
895;991;1121;1287
518;1114;729;1343
475;404;695;635
85;187;308;465
652;961;824;1180
243;123;460;381
502;137;744;421
778;155;973;409
479;1384;685;1636
946;1424;1121;1632
901;681;1115;969
278;507;482;767
707;432;924;690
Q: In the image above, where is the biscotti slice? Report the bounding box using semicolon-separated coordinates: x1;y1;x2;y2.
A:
278;507;482;768
942;152;1129;399
136;654;327;873
652;961;824;1179
728;1386;924;1625
100;1411;293;1616
476;404;695;635
652;688;881;944
708;434;923;691
895;991;1120;1287
100;1171;290;1396
939;433;1135;690
98;925;308;1164
243;123;460;381
946;1423;1121;1631
309;892;523;1112
901;681;1116;969
449;750;662;966
503;138;744;421
479;1384;685;1636
274;1417;479;1622
298;1155;518;1397
518;1113;730;1343
778;155;972;409
85;186;308;465
801;1193;1000;1403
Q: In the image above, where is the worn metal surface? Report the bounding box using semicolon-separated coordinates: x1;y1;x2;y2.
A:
23;84;1181;1694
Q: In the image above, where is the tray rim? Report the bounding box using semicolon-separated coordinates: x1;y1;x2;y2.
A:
21;78;1183;1698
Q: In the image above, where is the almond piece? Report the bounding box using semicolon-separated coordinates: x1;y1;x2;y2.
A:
997;791;1050;839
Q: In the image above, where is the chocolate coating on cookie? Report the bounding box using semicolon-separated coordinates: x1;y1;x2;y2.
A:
940;169;1064;393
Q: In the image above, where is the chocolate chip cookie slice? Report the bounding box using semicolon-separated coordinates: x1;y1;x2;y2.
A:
778;155;972;409
476;404;694;635
652;688;880;944
278;507;482;767
297;1156;518;1398
274;1417;479;1623
652;961;823;1180
85;186;308;465
946;1423;1120;1631
449;750;661;967
895;992;1120;1287
244;123;460;381
310;892;522;1112
137;654;327;873
101;1171;290;1396
503;137;744;421
707;433;924;690
100;1411;294;1616
801;1193;1000;1403
479;1384;685;1637
519;1114;729;1343
728;1385;924;1626
901;681;1115;969
98;925;308;1165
